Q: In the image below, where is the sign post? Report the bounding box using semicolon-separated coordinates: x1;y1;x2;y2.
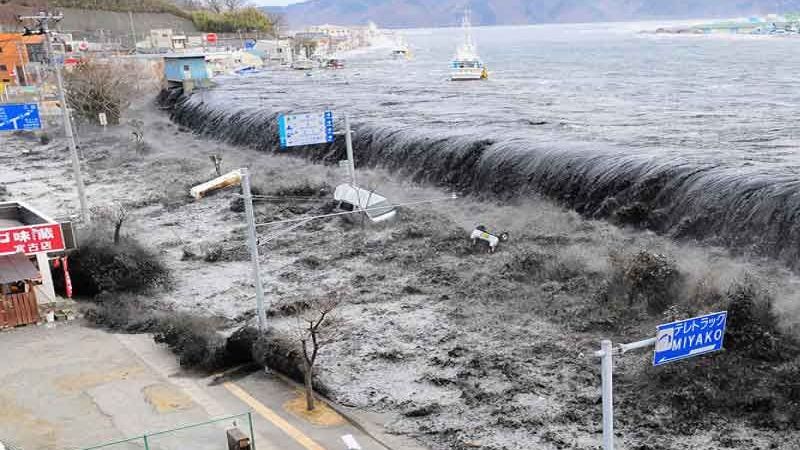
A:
277;111;356;185
277;111;335;148
0;103;42;131
344;114;357;187
594;312;728;450
654;311;728;365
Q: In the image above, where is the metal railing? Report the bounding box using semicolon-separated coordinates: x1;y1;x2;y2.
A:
77;412;256;450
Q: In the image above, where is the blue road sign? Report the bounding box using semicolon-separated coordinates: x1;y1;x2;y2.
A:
278;111;335;148
654;311;727;366
0;103;42;132
244;39;256;50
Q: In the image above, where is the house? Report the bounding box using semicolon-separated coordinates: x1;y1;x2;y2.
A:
294;32;331;58
0;201;73;328
0;33;44;85
150;29;174;50
163;54;210;87
255;38;293;64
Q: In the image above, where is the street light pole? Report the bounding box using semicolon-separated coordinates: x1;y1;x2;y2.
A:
19;12;90;223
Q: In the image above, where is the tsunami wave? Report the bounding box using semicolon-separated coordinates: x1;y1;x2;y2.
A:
159;87;800;267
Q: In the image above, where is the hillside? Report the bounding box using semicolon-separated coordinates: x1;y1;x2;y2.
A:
268;0;800;27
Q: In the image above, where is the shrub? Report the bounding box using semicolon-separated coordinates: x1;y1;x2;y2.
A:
153;313;230;370
503;250;547;281
68;229;171;297
601;250;683;314
82;293;158;332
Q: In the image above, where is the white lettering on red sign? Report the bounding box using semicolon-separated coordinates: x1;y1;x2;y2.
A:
0;223;65;255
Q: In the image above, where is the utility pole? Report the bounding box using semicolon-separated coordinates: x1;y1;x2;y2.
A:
128;11;137;53
241;168;267;332
344;115;357;187
19;12;90;223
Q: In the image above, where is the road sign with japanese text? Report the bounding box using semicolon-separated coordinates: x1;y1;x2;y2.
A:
0;103;42;132
278;111;335;148
654;311;727;366
0;223;66;255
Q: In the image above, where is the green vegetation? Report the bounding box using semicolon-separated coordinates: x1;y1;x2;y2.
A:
28;1;274;33
46;0;192;19
191;7;273;33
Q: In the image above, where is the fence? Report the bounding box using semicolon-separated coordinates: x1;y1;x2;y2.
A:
78;412;256;450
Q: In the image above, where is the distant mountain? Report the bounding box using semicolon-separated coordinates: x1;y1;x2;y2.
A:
266;0;800;28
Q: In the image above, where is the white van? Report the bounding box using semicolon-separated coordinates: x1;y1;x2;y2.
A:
333;184;397;223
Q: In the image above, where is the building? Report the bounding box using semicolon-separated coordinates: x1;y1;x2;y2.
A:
254;38;293;64
163;54;210;87
150;28;175;50
293;32;331;58
307;24;352;40
0;33;44;85
0;201;72;328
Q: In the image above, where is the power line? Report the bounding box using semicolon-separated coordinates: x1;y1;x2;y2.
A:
255;195;458;228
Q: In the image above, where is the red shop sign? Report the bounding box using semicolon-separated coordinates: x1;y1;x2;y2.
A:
0;223;65;255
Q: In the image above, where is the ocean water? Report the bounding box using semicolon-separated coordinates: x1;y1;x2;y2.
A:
169;22;800;264
208;22;800;165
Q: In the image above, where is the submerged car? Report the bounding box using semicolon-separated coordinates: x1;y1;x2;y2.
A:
333;184;397;223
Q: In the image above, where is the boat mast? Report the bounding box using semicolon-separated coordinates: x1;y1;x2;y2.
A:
462;8;475;51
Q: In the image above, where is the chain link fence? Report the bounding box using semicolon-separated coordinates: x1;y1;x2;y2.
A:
78;412;256;450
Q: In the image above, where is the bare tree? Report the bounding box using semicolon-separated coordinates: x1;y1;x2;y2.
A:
267;12;287;37
205;0;223;13
223;0;247;11
64;59;134;126
129;119;147;154
295;294;343;411
91;203;129;245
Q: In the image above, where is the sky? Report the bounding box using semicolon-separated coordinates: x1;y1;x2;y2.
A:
251;0;304;5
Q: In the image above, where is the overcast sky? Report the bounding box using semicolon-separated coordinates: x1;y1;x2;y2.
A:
251;0;303;5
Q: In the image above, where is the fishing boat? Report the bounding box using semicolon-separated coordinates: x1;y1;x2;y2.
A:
391;36;412;59
450;9;488;81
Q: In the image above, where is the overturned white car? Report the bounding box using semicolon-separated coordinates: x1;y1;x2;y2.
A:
333;184;397;223
470;225;509;253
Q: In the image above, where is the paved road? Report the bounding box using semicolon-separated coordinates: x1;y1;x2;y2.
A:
0;321;420;450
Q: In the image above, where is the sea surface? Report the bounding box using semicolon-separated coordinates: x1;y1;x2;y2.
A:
207;21;800;169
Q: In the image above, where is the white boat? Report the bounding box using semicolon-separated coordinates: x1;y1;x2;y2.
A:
450;9;488;81
391;37;412;59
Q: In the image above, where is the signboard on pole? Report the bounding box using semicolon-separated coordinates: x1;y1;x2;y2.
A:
0;103;42;132
0;223;66;255
278;111;335;148
654;311;727;366
205;33;218;44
